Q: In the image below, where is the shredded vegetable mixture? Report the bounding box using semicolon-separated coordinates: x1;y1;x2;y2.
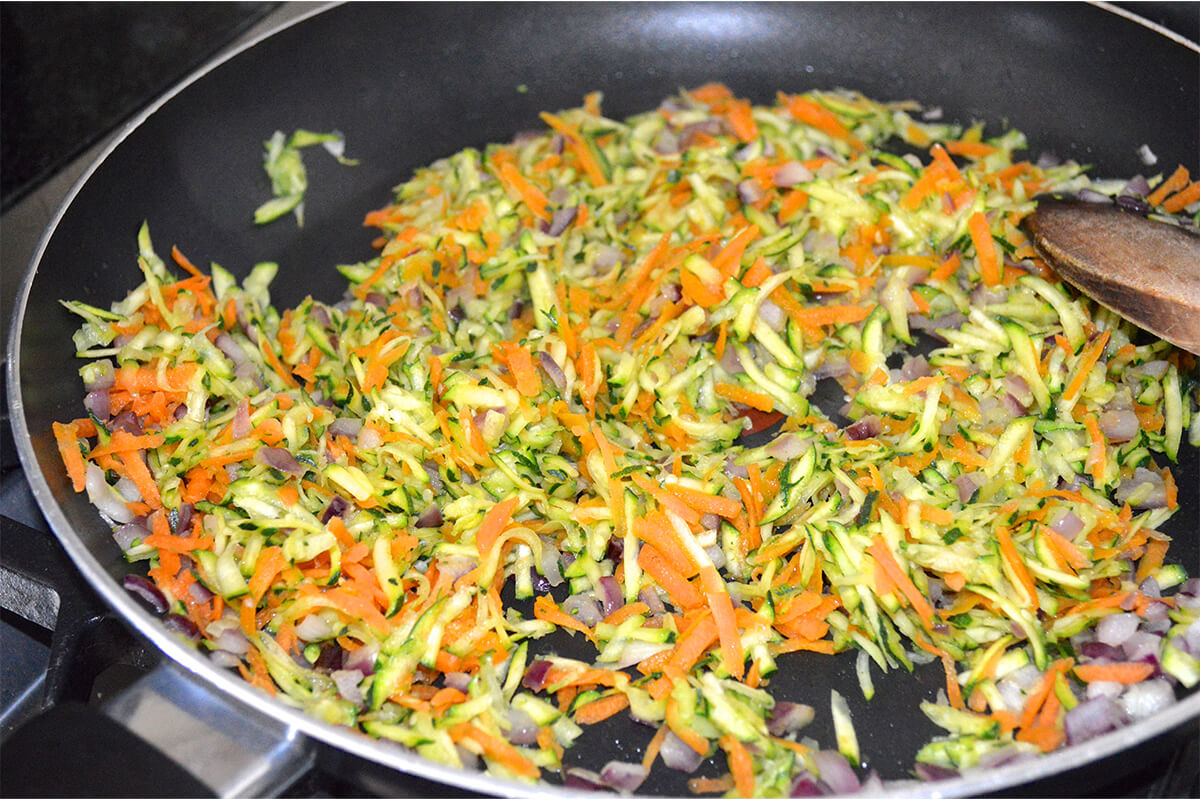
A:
55;85;1200;795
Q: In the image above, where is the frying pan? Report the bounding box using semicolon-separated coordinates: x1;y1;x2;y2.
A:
7;2;1199;796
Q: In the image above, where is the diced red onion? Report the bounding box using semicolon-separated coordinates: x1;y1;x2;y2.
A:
1079;640;1124;662
163;613;201;641
598;576;623;617
996;678;1026;711
1077;188;1112;204
1122;630;1161;662
976;744;1035;769
914;762;959;782
767;701;815;736
83;389;111;420
812;750;860;795
416;506;444;528
790;774;823;796
214;333;254;379
599;761;648;792
87;464;136;523
773;161;813;188
564;592;603;627
422;461;444;494
767;433;808;460
295;613;336;642
1119;678;1174;721
321;495;350;523
1065;695;1126;745
208;623;251;656
679;119;725;148
758;298;786;331
537;541;564;587
537;352;567;393
209;650;242;669
329;417;363;439
1114;467;1168;509
1009;664;1043;690
122;574;168;615
1049;509;1084;539
844;415;881;441
660;730;706;772
441;671;471;692
112;521;148;552
342;642;379;676
564;767;605;791
953;473;982;504
256;447;305;476
1097;408;1139;443
703;544;726;571
231;399;252;440
900;355;932;381
1096;613;1140;646
83;359;116;391
1086;680;1124;700
522;660;552;691
331;669;365;705
547;205;579;237
1184;619;1200;654
639;586;666;616
738;179;766;205
1116;194;1152;215
506;707;540;745
719;344;743;375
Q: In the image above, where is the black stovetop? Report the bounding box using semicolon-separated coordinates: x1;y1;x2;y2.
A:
2;4;1198;798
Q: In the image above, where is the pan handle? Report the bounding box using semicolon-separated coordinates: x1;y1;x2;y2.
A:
99;660;315;797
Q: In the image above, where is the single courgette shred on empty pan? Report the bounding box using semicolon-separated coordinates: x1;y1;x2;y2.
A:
54;84;1200;796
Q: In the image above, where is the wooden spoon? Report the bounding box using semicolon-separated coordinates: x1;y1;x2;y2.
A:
1024;200;1200;354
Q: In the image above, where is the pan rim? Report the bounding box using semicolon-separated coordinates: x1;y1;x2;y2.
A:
6;2;1198;797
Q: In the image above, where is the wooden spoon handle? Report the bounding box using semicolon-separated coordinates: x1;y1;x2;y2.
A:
1025;201;1200;354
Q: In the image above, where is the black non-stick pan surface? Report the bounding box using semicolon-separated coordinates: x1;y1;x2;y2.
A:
8;3;1199;796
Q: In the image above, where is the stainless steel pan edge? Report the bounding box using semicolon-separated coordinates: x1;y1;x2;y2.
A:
7;2;1198;797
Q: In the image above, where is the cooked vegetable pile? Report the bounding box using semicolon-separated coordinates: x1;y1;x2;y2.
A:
54;85;1200;796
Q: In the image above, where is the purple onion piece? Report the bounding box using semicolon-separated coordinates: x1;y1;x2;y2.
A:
329;417;364;439
256;446;306;476
342;642;379;676
122;574;168;615
321;495;351;523
660;730;705;772
84;389;111;420
112;521;149;551
844;415;881;441
522;659;552;691
537;352;567;393
563;767;606;792
314;641;345;672
1076;188;1112;204
416;506;444;528
1096;612;1140;647
1115;194;1152;215
789;775;823;797
599;761;647;793
547;205;579;237
506;707;540;746
914;762;959;782
1065;695;1126;745
173;502;194;536
598;576;623;617
530;567;552;594
767;701;815;736
111;410;143;436
812;750;860;795
163;613;201;641
1078;641;1125;662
